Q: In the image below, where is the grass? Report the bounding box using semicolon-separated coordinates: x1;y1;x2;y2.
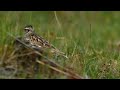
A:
1;11;120;79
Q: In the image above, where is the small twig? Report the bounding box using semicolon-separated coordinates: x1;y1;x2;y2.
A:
0;45;8;65
36;60;70;75
36;60;83;79
71;41;77;57
54;11;62;29
89;23;92;48
7;52;36;61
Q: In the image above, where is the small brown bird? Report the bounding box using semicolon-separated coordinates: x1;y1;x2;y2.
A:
23;25;68;58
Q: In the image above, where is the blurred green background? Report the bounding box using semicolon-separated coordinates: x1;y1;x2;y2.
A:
1;11;120;79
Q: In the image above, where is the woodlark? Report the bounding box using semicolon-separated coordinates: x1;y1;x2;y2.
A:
23;25;68;58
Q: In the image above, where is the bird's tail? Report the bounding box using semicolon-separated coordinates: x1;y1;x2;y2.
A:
50;48;68;59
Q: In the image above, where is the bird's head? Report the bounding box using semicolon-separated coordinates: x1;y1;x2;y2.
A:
24;25;34;33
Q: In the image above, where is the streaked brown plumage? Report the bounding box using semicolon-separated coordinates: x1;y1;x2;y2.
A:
23;25;68;58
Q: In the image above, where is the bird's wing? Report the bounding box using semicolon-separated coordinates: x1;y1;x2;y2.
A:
29;32;68;58
35;34;55;49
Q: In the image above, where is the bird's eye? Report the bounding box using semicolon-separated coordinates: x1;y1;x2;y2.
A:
27;29;30;32
24;29;30;32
